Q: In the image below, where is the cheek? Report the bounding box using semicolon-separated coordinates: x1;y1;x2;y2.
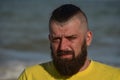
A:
72;40;83;55
51;43;59;53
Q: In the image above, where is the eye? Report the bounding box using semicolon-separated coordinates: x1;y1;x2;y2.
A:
52;37;60;42
67;36;77;41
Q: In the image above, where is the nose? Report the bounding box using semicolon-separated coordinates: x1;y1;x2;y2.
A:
59;38;69;51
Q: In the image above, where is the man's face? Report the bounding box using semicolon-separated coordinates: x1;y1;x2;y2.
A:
49;16;92;76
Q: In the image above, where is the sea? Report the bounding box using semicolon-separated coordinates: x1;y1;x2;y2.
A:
0;0;120;80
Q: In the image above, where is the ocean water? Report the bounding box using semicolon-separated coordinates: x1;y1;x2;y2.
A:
0;0;120;79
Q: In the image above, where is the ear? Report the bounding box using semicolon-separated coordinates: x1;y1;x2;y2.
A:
86;31;93;46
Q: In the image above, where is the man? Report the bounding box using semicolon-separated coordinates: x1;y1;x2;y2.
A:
18;4;120;80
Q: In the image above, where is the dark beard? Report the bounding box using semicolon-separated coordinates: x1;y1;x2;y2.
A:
51;40;87;76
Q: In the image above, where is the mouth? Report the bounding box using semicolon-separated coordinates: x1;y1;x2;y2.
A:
57;52;73;59
57;50;74;59
60;53;73;59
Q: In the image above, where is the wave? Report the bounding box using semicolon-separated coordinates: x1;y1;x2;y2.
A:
0;48;51;80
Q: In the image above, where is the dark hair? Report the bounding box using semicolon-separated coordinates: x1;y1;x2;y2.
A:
49;4;87;24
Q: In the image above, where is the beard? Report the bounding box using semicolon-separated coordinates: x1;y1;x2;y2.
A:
51;40;87;76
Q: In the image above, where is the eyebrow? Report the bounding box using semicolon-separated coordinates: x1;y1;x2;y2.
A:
51;34;78;38
66;35;77;37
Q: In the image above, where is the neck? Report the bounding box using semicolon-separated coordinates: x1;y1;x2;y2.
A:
79;58;91;72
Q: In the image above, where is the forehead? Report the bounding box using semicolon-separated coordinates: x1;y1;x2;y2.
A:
50;17;83;36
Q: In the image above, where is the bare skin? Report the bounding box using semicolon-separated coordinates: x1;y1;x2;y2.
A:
49;14;93;72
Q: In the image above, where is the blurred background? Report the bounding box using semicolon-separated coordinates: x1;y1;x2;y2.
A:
0;0;120;79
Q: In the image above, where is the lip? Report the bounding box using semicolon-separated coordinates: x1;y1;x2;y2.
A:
59;54;73;59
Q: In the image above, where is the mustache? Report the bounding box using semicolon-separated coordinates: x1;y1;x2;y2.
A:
57;50;74;56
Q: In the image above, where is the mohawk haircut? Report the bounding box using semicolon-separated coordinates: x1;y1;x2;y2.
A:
49;4;87;23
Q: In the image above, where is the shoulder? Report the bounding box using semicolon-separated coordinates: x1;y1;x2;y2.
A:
25;61;53;72
18;61;55;80
93;60;120;70
23;61;53;77
92;60;120;77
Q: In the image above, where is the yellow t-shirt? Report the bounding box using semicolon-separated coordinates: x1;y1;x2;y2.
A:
18;60;120;80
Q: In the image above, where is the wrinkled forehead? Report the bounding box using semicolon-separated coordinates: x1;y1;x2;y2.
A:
49;13;88;34
51;18;81;30
50;19;88;37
